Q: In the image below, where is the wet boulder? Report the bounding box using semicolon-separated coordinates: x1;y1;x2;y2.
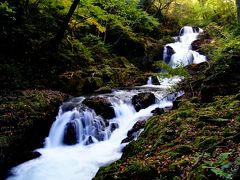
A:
151;108;165;115
82;97;115;119
121;120;146;143
85;136;94;145
191;39;202;52
61;102;76;113
132;92;156;112
110;122;119;132
164;46;175;64
63;121;78;145
192;27;200;33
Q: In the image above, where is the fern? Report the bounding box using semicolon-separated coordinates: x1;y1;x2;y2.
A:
86;17;106;33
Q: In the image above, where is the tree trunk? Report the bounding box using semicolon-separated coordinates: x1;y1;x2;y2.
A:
237;0;240;23
55;0;81;48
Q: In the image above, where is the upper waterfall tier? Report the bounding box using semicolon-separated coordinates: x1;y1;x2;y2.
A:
163;26;206;68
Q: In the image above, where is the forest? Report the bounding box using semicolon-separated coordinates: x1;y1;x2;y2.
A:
0;0;240;179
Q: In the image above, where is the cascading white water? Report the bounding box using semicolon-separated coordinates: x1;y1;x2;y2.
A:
45;105;109;147
7;26;206;180
163;26;206;68
7;88;178;180
147;76;153;85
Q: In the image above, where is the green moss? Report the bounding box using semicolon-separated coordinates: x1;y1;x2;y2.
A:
178;110;192;118
95;48;240;179
0;90;66;170
175;145;193;155
237;115;240;123
167;145;192;159
194;136;218;151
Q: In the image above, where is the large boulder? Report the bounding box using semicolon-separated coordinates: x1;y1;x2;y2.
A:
82;97;115;120
132;92;156;112
63;121;78;145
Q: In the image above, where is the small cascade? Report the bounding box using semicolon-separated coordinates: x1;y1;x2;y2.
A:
45;104;109;147
147;76;153;85
163;26;206;68
8;87;180;180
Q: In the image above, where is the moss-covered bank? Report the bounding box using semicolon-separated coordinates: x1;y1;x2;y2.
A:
0;90;67;179
95;47;240;179
96;93;240;179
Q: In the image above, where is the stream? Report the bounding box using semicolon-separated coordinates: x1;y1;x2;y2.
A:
7;26;206;180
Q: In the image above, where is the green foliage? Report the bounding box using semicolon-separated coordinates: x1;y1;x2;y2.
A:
154;61;190;78
0;1;16;19
201;153;236;179
67;0;160;39
208;27;240;62
170;0;236;26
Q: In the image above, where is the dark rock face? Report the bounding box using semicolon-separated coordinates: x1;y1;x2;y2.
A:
63;121;78;145
191;39;202;51
132;92;156;112
164;46;175;64
110;123;119;132
172;98;182;110
82;97;115;119
192;27;200;33
122;120;146;143
61;102;76;113
85;136;94;145
151;108;165;115
191;31;212;55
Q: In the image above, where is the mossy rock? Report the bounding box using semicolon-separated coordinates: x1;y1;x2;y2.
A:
82;97;115;120
132;92;156;112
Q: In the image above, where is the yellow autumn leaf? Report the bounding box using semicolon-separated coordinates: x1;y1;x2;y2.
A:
86;17;106;33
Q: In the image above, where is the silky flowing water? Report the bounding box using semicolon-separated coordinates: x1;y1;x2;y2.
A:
7;26;206;180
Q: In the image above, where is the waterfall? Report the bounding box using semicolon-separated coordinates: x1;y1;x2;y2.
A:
7;26;206;180
7;88;179;180
163;26;206;68
147;76;153;85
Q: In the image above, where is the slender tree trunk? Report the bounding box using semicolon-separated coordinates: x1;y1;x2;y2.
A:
55;0;80;47
237;0;240;23
25;0;29;8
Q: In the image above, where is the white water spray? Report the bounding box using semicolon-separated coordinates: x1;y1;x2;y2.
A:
147;76;153;85
8;87;178;180
163;26;206;68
